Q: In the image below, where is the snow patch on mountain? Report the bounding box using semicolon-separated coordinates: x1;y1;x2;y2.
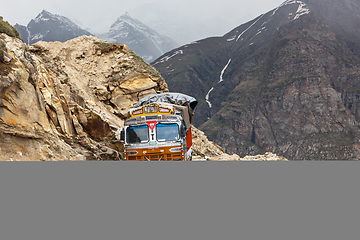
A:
219;59;231;83
293;1;310;20
153;50;183;65
272;0;310;20
31;33;46;41
205;87;214;108
227;36;236;42
236;14;264;42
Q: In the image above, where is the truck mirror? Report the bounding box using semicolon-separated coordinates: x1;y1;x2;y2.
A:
120;128;125;141
180;126;186;138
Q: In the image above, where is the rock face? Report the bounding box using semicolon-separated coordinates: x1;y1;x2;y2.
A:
191;127;240;161
15;10;92;45
153;0;360;160
192;127;287;161
0;31;169;161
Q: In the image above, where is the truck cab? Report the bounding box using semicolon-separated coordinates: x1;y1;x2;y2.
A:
121;93;197;161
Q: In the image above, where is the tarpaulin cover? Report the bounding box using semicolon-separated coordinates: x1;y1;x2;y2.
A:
134;93;197;129
134;93;197;111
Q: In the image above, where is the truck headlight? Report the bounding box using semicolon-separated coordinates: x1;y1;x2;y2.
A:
127;151;138;156
170;147;182;152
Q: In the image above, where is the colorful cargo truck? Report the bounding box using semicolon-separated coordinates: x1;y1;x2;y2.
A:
121;93;197;161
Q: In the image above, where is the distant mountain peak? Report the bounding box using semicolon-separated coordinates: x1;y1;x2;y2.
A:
110;13;148;32
105;13;178;62
15;10;92;45
39;9;52;16
34;10;60;23
32;10;85;31
273;0;310;20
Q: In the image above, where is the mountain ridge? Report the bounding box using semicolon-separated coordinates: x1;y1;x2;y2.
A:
14;10;178;62
152;0;360;160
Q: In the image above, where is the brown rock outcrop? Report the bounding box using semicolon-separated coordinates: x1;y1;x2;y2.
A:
0;34;168;161
192;127;241;161
191;127;287;161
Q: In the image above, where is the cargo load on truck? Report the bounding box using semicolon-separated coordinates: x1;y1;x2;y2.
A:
121;93;197;161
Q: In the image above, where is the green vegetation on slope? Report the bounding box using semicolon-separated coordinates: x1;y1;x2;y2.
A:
0;17;21;39
0;17;23;63
0;39;5;63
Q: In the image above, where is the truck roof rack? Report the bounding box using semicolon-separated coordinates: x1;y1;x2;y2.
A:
134;92;197;111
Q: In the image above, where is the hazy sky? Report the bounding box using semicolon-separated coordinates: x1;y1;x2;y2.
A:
2;0;285;45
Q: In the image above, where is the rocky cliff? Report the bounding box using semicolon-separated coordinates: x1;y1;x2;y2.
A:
0;27;170;160
1;20;247;161
153;0;360;160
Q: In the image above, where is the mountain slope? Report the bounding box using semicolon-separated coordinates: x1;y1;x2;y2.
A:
105;13;178;62
15;10;92;45
152;0;360;160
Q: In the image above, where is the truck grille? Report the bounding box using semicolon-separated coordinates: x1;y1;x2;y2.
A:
127;153;183;161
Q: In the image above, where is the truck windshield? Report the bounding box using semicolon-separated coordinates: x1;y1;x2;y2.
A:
157;123;179;142
126;125;149;144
